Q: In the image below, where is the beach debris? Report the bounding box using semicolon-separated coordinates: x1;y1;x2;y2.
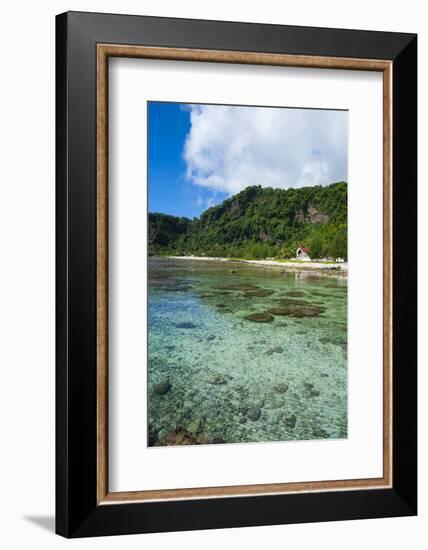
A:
154;382;171;396
244;312;274;323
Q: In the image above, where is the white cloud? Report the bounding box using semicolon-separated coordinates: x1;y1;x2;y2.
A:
183;105;347;195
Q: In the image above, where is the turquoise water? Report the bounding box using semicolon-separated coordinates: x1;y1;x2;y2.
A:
148;258;347;446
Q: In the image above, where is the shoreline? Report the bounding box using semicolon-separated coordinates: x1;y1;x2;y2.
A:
165;255;348;278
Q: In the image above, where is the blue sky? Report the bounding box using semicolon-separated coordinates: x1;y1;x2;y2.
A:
148;101;347;219
148;102;227;218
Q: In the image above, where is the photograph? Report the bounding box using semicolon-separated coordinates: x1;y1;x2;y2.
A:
147;101;349;446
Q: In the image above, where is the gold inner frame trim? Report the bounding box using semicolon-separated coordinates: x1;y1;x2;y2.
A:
96;44;393;505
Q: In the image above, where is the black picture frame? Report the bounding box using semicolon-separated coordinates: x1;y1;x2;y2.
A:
56;11;417;538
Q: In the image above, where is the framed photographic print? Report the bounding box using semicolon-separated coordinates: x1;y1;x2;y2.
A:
56;11;417;538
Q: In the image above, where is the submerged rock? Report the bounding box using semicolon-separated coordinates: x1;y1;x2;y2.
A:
312;427;329;438
266;346;284;355
285;414;297;429
303;383;320;397
176;322;197;329
243;289;275;298
247;406;262;421
212;283;260;292
208;374;227;385
154;382;171;396
274;383;289;394
244;312;274;323
206;334;216;341
187;417;204;434
269;303;325;318
156;427;215;446
285;290;306;297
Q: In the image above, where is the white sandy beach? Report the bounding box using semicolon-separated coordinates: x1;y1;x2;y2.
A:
167;256;348;276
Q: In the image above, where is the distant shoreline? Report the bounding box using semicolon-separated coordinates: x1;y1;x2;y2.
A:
165;255;348;278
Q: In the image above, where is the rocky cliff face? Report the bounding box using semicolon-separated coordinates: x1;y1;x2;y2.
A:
295;203;330;224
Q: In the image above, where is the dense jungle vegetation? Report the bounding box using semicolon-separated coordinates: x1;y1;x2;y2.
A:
149;182;347;260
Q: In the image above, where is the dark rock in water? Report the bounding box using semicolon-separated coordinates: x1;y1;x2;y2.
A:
206;334;216;341
312;427;329;438
238;416;247;424
296;330;307;335
247;406;261;421
274;383;289;394
176;322;197;329
239;405;248;415
208;374;227;385
269;303;325;318
154;382;171;395
286;290;306;297
148;428;159;446
266;346;284;355
156;427;215;446
320;373;329;377
216;303;227;308
244;312;274;323
213;283;260;292
277;297;308;306
243;289;275;297
285;414;297;429
303;383;320;397
268;308;292;316
229;269;237;273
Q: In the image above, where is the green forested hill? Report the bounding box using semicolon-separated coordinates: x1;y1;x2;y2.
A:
149;182;347;259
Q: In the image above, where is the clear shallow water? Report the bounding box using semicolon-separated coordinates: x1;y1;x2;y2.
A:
148;258;347;446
